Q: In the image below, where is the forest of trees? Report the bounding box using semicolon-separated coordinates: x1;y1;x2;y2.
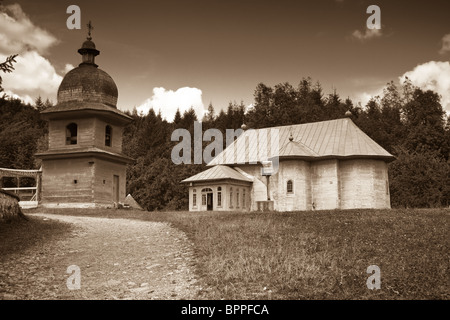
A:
0;77;449;210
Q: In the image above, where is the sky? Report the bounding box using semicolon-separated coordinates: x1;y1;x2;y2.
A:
1;0;449;121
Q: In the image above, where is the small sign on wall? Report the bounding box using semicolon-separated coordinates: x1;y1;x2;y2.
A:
261;161;274;176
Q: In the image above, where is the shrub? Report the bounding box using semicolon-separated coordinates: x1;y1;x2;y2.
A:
389;148;450;208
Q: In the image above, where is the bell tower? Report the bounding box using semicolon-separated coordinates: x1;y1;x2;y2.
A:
35;24;133;208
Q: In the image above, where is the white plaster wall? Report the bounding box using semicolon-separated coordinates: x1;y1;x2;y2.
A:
237;165;268;211
275;160;311;211
340;159;391;209
188;183;251;212
311;160;339;210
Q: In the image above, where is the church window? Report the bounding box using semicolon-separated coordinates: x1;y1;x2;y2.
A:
202;194;206;206
217;187;222;207
105;125;112;147
287;180;293;194
236;189;240;208
243;189;246;208
229;187;233;208
192;189;197;207
66;123;78;145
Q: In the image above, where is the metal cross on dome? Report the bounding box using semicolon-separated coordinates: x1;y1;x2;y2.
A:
87;21;94;40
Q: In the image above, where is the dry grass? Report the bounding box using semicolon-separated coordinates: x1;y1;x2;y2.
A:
24;207;449;300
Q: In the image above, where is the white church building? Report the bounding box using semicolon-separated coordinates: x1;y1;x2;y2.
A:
182;117;395;212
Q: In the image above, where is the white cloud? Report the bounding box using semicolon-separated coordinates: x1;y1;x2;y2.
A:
64;63;75;74
2;89;33;105
400;61;450;113
352;61;450;114
137;87;205;121
351;28;382;42
353;89;383;108
0;4;58;55
0;4;63;104
438;33;450;55
1;51;62;96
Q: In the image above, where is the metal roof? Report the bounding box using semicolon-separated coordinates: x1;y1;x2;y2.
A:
278;140;319;158
181;165;253;183
208;118;394;166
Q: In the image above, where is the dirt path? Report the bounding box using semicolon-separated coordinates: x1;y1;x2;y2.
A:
0;214;202;300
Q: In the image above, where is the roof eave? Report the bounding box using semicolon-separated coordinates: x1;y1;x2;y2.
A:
276;154;396;162
209;154;396;165
181;177;253;184
41;107;133;125
35;150;134;164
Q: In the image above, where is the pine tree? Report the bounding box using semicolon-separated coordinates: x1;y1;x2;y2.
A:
173;108;182;125
203;103;215;123
0;55;18;93
402;88;448;158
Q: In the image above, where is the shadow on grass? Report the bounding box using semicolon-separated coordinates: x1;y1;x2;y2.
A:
0;215;73;259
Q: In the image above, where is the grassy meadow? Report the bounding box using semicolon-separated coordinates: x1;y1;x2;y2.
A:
16;207;450;299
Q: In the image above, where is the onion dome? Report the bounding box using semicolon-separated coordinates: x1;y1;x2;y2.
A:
57;32;118;108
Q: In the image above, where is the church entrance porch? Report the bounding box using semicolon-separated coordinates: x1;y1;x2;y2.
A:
207;192;213;211
201;188;214;211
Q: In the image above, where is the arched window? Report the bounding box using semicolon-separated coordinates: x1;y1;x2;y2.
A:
287;180;293;194
236;189;240;208
229;187;233;208
243;189;246;208
66;123;78;145
217;187;222;207
192;189;197;207
105;125;112;147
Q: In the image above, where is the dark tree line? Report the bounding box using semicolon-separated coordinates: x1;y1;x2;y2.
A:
242;78;449;207
0;76;449;209
0;96;48;170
